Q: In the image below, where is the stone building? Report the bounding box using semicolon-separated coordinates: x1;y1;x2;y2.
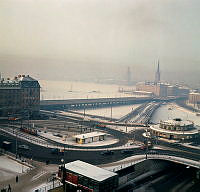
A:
0;75;40;117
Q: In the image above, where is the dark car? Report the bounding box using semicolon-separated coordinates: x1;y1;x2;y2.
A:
121;149;134;154
51;148;64;155
100;150;114;155
18;145;30;150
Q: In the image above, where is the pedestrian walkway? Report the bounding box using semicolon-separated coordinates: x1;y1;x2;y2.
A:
0;160;58;192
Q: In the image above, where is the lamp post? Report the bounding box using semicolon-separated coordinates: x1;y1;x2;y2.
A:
61;158;65;191
145;128;149;160
15;130;18;159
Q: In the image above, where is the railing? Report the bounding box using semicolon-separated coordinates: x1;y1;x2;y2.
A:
33;181;62;192
107;154;200;173
147;154;200;169
0;126;59;149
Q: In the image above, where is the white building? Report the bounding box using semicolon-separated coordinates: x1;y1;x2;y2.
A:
150;118;200;140
74;131;107;144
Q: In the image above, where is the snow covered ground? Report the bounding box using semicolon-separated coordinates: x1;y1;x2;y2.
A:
38;131;119;147
78;104;141;119
0;155;31;182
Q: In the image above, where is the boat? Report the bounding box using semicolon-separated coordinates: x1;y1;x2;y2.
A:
68;84;73;92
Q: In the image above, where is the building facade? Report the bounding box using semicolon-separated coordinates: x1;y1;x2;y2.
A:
136;82;189;98
150;118;199;141
74;132;107;144
0;75;40;117
189;92;200;104
58;160;118;192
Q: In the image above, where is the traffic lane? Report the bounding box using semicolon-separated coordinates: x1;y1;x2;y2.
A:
3;128;200;166
134;129;200;156
148;149;200;161
1;121;130;150
18;146;146;165
0;132;144;164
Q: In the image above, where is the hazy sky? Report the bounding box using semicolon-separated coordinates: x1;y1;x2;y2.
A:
0;0;200;86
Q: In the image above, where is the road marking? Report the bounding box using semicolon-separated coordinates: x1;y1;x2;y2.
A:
31;171;47;181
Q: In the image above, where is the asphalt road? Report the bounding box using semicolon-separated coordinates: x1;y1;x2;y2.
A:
0;113;200;165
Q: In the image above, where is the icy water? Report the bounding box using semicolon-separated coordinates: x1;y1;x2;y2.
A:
39;80;137;100
39;80;200;125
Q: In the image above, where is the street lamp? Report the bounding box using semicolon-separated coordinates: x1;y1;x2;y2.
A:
145;128;149;160
125;120;128;133
61;158;65;191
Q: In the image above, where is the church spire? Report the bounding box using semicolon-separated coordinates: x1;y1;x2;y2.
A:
155;60;160;83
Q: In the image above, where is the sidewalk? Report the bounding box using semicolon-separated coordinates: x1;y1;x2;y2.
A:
0;160;58;192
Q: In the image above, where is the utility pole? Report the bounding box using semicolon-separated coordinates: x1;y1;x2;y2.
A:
84;106;85;118
61;158;65;191
110;104;113;122
145;127;149;160
15;125;18;159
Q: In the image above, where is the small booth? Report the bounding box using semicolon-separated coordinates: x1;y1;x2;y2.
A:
74;132;107;144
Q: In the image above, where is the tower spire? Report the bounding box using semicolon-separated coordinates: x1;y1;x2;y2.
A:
155;59;160;83
127;66;131;85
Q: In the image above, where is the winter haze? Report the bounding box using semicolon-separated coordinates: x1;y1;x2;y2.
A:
0;0;200;87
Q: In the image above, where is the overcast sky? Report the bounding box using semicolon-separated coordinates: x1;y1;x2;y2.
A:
0;0;200;86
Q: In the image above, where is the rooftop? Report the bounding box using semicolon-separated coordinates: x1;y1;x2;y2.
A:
73;131;107;139
64;160;117;182
150;124;199;135
0;75;40;88
161;119;193;127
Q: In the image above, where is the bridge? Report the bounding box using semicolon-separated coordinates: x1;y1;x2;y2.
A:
131;102;162;124
117;103;149;123
103;153;200;191
106;154;200;173
40;96;186;110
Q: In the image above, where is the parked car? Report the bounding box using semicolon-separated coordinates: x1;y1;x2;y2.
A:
100;150;114;155
18;145;30;150
121;149;134;154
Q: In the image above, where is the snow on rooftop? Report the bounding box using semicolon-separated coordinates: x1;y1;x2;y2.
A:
162;119;193;126
151;124;199;135
64;160;117;182
73;131;107;139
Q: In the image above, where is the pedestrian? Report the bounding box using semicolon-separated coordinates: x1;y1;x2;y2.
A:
16;175;18;183
8;184;11;192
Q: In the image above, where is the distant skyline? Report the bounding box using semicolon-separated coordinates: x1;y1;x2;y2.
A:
0;0;200;87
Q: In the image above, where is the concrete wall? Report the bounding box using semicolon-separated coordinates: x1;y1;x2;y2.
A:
118;159;172;185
